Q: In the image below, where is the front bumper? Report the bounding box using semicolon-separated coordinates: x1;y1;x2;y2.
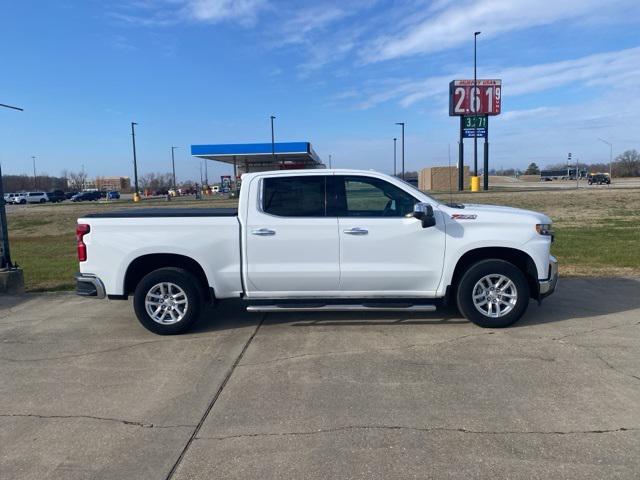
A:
75;273;106;299
538;255;558;299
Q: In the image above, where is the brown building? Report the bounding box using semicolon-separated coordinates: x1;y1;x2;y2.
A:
419;166;470;191
93;176;131;192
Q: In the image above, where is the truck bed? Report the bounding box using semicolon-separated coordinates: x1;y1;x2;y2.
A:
83;208;238;218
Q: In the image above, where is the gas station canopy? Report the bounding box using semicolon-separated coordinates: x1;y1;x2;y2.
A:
191;142;323;173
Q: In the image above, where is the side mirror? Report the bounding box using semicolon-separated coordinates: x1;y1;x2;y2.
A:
413;202;436;228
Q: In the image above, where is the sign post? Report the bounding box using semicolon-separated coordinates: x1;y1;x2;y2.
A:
449;79;501;191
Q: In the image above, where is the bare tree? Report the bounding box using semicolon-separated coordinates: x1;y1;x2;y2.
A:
613;150;640;177
67;170;88;191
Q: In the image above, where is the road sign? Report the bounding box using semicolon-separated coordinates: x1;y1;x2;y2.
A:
449;79;501;116
462;115;487;137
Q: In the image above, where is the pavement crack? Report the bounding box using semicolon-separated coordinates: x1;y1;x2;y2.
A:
0;335;224;363
238;331;497;367
552;321;640;341
164;315;266;480
0;413;195;429
198;425;639;441
575;344;640;383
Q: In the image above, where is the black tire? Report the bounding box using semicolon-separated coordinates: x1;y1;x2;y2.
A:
133;267;202;335
40;198;46;203
456;259;530;328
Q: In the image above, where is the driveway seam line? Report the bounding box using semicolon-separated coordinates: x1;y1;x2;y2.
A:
164;314;266;480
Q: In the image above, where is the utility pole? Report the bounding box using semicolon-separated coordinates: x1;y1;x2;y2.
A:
171;146;178;190
395;123;405;180
393;137;397;176
131;122;140;201
0;102;24;274
32;156;37;189
598;138;613;181
204;160;208;186
270;115;278;166
328;154;332;168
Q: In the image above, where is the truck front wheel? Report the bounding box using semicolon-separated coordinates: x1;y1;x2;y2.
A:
456;259;530;328
133;267;202;335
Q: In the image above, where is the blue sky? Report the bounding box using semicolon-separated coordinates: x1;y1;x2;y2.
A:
1;0;639;182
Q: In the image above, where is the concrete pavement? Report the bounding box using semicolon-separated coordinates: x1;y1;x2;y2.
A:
1;278;639;479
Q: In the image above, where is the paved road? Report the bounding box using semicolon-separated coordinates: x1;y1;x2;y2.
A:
1;279;639;479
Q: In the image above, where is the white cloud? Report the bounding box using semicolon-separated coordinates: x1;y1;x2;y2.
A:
362;0;633;63
111;0;268;27
348;46;640;109
183;0;268;25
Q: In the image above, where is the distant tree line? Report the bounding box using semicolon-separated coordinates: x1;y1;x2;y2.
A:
1;174;67;192
491;149;640;178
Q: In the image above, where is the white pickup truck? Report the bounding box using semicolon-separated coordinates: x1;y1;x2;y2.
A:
76;169;558;334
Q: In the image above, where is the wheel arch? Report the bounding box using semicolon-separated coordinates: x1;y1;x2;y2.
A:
123;253;214;302
449;247;539;300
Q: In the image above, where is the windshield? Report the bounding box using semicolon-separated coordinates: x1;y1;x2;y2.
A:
395;177;441;205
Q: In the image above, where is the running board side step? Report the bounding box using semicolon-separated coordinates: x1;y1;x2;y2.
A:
246;305;437;313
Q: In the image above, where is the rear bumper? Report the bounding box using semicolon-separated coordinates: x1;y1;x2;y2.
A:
75;273;106;299
538;255;558;299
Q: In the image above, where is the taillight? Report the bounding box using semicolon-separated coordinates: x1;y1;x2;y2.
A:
76;224;90;262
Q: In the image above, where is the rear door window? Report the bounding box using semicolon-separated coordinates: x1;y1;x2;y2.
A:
262;176;326;217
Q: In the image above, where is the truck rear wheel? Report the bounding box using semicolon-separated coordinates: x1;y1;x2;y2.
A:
133;267;202;335
456;259;529;328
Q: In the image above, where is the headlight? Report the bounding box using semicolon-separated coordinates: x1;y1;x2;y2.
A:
536;224;553;236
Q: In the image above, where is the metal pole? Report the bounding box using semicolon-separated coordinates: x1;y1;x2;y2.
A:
32;156;36;189
473;31;481;176
270;115;279;166
204;160;208;185
458;117;464;191
598;138;613;181
483;116;489;190
396;123;405;180
131;122;139;197
329;154;332;168
0;103;23;269
171;146;177;189
393;137;397;176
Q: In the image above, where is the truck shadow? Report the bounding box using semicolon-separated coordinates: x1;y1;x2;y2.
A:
193;278;640;332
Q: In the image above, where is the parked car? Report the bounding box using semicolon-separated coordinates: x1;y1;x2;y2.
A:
71;191;100;202
47;190;66;203
587;173;610;185
76;169;558;335
3;193;17;203
13;192;49;204
106;191;120;200
65;191;78;199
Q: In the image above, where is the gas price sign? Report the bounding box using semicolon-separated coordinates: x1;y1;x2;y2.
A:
462;115;487;138
449;79;501;116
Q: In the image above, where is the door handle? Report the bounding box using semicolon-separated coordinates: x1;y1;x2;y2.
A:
252;228;276;236
343;227;368;235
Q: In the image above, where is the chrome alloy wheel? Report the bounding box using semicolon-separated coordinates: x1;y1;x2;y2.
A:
472;274;518;318
144;282;189;325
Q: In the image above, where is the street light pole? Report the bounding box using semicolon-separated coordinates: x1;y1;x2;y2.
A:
473;31;481;177
393;137;397;176
0;102;24;270
131;122;140;201
270;115;277;166
32;156;37;189
598;138;613;180
171;146;178;190
395;123;405;180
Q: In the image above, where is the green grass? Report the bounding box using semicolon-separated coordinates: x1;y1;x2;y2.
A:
10;234;77;291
